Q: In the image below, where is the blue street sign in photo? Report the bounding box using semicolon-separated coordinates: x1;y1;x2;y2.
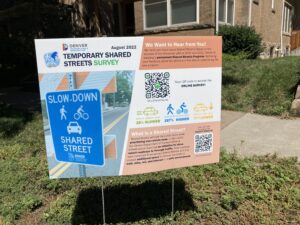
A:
46;89;105;166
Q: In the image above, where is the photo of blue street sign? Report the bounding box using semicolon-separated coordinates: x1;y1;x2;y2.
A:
46;89;105;166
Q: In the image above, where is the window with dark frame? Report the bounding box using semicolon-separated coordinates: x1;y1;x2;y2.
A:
144;0;197;29
219;0;234;25
282;3;292;34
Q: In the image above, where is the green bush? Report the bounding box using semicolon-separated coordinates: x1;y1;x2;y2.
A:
219;25;263;59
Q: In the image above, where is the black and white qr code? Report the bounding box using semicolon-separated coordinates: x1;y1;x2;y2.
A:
194;132;213;154
145;72;170;99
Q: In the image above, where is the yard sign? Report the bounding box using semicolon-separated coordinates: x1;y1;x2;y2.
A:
35;36;222;179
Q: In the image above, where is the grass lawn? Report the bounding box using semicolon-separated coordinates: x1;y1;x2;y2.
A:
0;107;299;224
1;56;300;224
222;56;300;116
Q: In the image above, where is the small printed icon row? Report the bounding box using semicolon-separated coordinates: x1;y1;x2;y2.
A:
167;102;188;115
60;105;89;121
136;103;213;117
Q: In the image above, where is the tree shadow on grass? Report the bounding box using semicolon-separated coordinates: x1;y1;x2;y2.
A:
223;75;237;86
71;178;195;224
222;74;249;86
0;102;33;137
288;72;300;97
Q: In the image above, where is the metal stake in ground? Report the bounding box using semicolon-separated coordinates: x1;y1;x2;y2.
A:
101;178;106;224
66;72;87;177
171;177;174;217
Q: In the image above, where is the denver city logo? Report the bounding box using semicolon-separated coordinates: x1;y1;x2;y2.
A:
44;51;60;67
61;43;88;52
68;43;88;52
62;43;68;51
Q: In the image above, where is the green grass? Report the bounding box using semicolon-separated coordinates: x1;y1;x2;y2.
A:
0;102;33;138
222;56;300;116
0;112;299;224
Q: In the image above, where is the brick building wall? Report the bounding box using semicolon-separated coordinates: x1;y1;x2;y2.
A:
134;0;216;36
234;0;249;26
145;28;215;36
238;0;296;57
134;0;298;58
250;0;294;57
250;0;284;57
199;0;215;25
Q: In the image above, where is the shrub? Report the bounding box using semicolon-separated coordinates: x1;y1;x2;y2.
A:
219;25;263;59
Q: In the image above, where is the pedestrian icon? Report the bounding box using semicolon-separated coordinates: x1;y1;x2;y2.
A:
60;105;67;120
167;104;174;115
74;105;89;120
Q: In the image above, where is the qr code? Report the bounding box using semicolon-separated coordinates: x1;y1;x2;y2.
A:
194;132;213;154
145;72;170;99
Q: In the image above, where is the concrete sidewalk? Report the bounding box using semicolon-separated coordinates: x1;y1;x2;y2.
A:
221;110;300;162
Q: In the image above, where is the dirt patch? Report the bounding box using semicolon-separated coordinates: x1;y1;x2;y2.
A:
17;195;58;225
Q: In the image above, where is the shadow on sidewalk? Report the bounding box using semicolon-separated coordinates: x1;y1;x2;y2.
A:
71;178;195;224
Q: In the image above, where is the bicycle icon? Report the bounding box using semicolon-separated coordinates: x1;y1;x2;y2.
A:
176;102;188;115
74;112;89;120
176;108;188;114
74;105;89;120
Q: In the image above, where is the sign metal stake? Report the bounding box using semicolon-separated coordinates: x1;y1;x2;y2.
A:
101;178;106;224
171;177;174;217
67;72;87;178
79;165;87;177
